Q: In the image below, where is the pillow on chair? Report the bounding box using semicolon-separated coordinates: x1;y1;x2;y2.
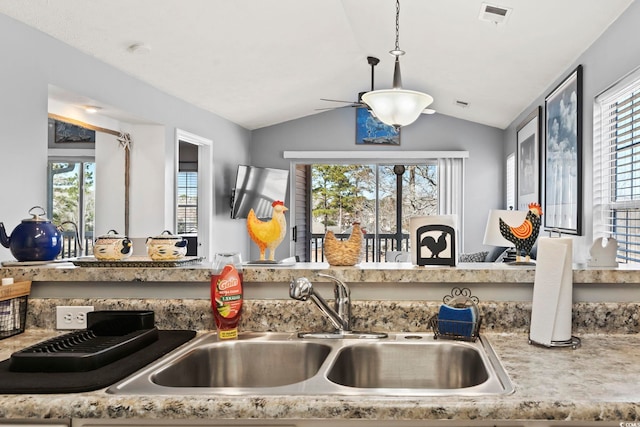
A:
458;251;489;263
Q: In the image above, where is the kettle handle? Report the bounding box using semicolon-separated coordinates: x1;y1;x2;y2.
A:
28;206;47;219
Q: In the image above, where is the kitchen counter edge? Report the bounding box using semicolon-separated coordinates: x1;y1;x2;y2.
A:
0;330;638;423
1;262;638;284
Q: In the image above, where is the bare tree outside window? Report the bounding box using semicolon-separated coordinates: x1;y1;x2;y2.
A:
310;163;437;262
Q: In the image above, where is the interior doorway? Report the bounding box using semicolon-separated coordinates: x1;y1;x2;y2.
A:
175;129;213;260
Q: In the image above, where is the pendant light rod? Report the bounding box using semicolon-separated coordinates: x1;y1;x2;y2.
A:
361;0;434;129
390;0;405;57
392;56;403;89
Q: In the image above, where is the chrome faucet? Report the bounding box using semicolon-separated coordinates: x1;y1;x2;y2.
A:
289;273;351;332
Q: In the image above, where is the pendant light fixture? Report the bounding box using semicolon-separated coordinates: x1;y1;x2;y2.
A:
362;0;433;129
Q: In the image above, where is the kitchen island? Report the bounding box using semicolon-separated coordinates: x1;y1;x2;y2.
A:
1;261;638;284
1;262;639;303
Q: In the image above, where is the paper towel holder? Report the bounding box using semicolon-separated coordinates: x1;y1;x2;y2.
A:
529;229;581;349
528;336;581;350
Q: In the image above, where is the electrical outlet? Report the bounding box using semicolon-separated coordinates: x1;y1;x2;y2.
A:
56;305;94;330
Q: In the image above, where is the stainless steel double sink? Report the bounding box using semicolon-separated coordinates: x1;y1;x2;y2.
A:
107;332;514;396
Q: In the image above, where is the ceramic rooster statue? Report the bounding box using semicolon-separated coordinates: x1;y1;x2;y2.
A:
499;202;543;263
323;222;364;266
246;200;288;261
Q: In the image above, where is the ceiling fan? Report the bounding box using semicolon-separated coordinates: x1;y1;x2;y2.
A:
317;56;380;111
318;56;435;115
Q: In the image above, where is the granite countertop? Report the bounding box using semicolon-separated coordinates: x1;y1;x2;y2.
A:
0;261;639;284
0;329;638;423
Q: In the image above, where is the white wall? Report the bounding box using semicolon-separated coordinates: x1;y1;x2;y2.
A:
0;13;252;262
123;124;167;238
251;107;505;260
94;131;126;235
503;0;640;263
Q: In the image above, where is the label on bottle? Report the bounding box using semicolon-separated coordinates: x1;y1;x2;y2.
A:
218;328;238;340
212;264;243;342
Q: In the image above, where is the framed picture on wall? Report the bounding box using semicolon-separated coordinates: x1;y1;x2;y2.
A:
543;65;583;235
355;108;400;145
516;106;541;212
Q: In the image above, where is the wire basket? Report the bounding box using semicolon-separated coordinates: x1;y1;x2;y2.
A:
429;287;481;342
0;281;31;340
323;223;364;266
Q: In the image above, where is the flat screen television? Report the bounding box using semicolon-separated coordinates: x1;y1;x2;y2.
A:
231;165;289;219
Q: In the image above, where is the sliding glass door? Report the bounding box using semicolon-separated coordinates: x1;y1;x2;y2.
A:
47;159;95;257
307;163;437;262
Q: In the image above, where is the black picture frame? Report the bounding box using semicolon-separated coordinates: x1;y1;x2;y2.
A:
516;106;541;211
543;65;583;235
355;108;400;145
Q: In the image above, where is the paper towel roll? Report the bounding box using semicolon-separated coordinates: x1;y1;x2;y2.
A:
529;237;573;346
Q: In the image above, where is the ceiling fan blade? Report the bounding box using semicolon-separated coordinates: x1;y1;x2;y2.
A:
422;108;436;115
315;105;358;111
320;98;360;104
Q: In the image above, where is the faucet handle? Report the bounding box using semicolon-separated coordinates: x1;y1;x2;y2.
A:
316;273;350;292
289;277;313;301
317;273;350;301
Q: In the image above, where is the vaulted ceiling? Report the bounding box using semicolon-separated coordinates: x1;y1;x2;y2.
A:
0;0;634;130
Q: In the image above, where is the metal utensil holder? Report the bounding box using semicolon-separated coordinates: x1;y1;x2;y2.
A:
0;281;31;340
429;287;481;342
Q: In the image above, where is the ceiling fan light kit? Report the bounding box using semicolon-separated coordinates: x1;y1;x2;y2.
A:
363;0;434;129
362;89;432;128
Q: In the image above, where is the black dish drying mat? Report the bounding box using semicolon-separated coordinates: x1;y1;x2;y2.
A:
0;330;196;394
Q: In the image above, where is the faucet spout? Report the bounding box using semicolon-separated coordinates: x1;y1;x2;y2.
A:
289;275;351;332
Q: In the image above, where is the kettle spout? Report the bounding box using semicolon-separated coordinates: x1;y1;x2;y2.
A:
0;223;10;248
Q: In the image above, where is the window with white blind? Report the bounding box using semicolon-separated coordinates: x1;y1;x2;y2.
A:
506;153;516;210
177;171;198;234
594;67;640;264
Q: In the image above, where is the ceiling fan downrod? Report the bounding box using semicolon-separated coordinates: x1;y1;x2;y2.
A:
367;56;380;92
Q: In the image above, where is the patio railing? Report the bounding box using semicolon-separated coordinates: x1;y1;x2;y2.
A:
60;231;94;258
310;232;409;263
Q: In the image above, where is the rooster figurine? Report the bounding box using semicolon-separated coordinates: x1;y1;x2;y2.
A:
499;202;543;263
246;200;288;261
421;231;448;258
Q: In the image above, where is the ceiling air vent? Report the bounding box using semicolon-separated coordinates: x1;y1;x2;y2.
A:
455;100;470;109
478;3;512;25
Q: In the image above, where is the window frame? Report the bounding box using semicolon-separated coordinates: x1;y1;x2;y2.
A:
284;151;468;260
47;157;96;257
594;66;640;264
176;170;198;234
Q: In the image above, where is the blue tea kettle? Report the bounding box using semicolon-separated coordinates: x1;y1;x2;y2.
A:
0;206;64;262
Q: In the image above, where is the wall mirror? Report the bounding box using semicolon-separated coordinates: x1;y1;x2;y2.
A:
47;113;130;257
46;85;161;257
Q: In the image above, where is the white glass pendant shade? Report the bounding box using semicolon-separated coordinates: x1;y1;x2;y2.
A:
362;89;433;127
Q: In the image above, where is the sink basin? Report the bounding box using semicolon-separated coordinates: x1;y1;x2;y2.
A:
107;332;514;396
327;341;489;389
152;340;331;388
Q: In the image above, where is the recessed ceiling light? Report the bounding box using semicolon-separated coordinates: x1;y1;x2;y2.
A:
84;105;101;113
127;43;151;55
